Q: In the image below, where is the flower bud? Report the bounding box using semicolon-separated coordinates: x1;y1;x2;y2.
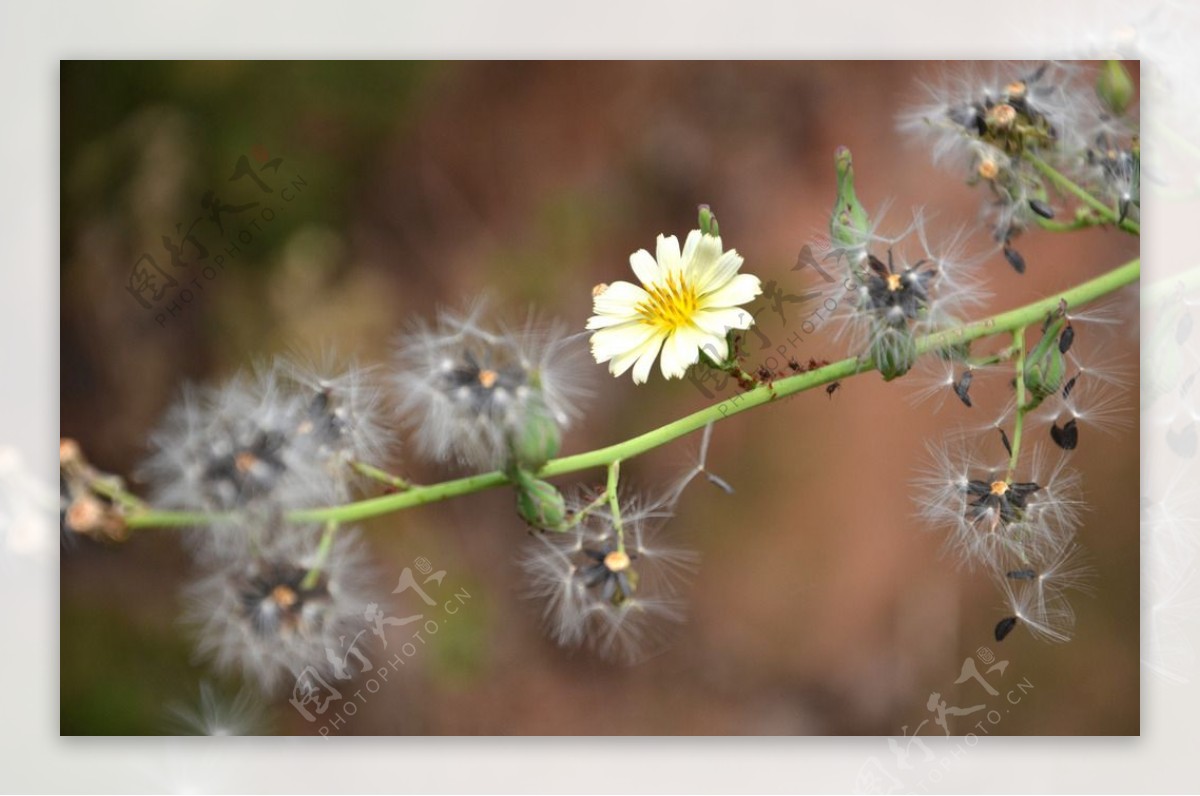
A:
874;325;917;381
514;474;567;530
697;204;720;238
1023;318;1068;407
510;400;562;471
830;147;872;251
1096;60;1135;117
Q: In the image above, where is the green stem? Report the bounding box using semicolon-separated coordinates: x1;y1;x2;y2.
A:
606;460;625;553
351;460;414;491
87;476;147;513
1006;327;1027;480
1024;152;1140;235
124;256;1141;531
1033;214;1102;234
562;489;609;531
301;520;340;589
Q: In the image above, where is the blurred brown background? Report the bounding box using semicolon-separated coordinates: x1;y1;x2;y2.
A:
60;61;1139;735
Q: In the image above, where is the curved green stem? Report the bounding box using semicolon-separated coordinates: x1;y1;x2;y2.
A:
1024;152;1140;235
123;256;1141;531
1006;327;1027;480
301;520;340;589
606;460;625;553
350;460;414;491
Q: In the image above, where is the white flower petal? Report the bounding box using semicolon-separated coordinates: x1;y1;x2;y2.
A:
701;272;762;310
607;335;650;378
695;249;745;296
699;331;729;362
656;234;682;276
590;322;658;363
586;312;640;330
684;233;723;285
630;335;666;384
592;280;649;315
697;305;755;333
660;325;704;379
628;249;660;286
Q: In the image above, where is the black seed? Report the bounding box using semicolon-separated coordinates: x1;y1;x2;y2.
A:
999;427;1013;455
954;370;974;407
1029;199;1055;219
995;616;1019;642
867;253;889;277
1062;375;1078;400
1006;569;1037;580
1051;418;1079;450
1058;324;1075;354
1003;246;1026;274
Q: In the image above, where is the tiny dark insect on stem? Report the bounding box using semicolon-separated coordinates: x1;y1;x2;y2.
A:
1058;324;1075;354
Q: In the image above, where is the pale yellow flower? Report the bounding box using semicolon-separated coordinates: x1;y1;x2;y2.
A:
587;231;761;384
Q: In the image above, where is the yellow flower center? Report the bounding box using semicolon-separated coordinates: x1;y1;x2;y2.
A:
886;273;903;292
637;272;698;332
478;369;498;389
977;159;999;180
990;480;1009;496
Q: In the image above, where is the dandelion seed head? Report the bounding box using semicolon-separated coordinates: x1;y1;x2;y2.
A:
518;491;695;664
184;521;374;692
394;305;589;470
139;373;339;517
275;353;394;476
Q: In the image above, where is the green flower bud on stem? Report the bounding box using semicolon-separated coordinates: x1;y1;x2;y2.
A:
512;469;567;530
830;146;872;252
698;204;720;237
509;400;562;472
1023;315;1067;407
1096;59;1135;117
873;325;917;381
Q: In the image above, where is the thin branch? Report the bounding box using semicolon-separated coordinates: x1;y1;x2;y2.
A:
125;256;1141;531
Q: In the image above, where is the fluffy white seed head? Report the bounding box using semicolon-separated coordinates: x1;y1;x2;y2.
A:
139;373;339;516
518;491;696;664
915;441;1082;571
823;209;986;372
393;304;589;471
274;353;395;479
183;522;375;693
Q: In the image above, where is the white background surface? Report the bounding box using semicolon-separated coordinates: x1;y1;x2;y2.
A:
2;0;1195;792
